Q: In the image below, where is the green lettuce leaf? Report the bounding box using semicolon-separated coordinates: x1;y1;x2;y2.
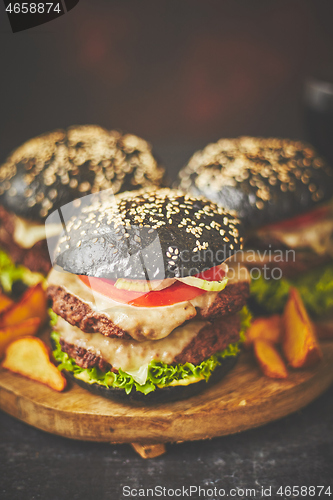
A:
51;306;251;395
250;263;333;316
48;308;58;327
0;249;44;293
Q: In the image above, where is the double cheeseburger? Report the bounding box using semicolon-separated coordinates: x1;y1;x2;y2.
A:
0;125;165;276
177;137;333;317
47;188;250;403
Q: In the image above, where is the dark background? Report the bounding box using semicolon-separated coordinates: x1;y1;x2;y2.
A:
1;0;333;177
1;1;333;499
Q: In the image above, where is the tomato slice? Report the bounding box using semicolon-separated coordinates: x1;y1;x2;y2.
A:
78;265;226;307
262;205;331;232
195;264;227;281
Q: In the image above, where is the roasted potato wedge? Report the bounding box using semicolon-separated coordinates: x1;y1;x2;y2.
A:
0;293;14;314
0;283;47;327
0;317;41;359
283;287;322;368
244;315;282;349
2;337;67;391
254;339;288;379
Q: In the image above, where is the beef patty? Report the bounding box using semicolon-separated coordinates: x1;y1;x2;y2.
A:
56;313;241;372
47;280;249;340
0;205;51;275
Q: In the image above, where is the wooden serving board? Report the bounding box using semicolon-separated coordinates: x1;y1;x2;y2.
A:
1;341;333;457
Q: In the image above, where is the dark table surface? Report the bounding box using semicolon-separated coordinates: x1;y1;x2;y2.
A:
1;382;333;500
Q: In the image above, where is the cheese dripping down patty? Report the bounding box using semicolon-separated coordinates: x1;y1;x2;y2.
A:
47;264;250;342
48;267;217;341
55;316;208;384
13;215;63;249
256;213;333;256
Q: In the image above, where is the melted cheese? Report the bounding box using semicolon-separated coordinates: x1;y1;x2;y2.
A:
48;268;200;341
13;216;62;249
257;216;333;256
125;364;149;385
225;261;251;283
56;316;207;375
48;263;249;342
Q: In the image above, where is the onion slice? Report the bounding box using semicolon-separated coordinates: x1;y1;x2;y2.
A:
177;276;228;291
114;263;229;292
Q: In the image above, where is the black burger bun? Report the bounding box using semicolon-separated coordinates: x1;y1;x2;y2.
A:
177;137;333;231
0;125;165;223
53;188;244;280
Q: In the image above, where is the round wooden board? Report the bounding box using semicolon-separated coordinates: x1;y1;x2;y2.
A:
1;342;333;446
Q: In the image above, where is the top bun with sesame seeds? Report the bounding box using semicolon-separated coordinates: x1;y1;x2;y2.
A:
0;125;165;222
0;125;165;275
53;187;244;280
177;137;333;231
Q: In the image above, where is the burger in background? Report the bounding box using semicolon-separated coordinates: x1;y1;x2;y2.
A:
304;77;333;166
47;188;251;403
177;137;333;319
0;125;165;292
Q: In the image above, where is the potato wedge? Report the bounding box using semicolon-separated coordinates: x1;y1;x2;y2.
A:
254;339;288;379
0;293;14;314
2;337;67;391
0;283;47;327
283;287;322;368
0;317;41;359
244;315;282;349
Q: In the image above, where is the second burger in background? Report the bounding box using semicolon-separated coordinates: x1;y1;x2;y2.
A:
47;188;250;403
177;137;333;318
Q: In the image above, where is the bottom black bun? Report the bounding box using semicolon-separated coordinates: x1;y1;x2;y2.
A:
64;355;239;405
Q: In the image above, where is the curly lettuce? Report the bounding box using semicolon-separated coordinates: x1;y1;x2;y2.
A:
0;249;43;293
250;263;333;317
51;306;251;395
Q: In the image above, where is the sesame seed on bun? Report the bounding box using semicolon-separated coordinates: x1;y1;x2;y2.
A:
0;125;165;222
53;187;244;280
177;137;333;230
